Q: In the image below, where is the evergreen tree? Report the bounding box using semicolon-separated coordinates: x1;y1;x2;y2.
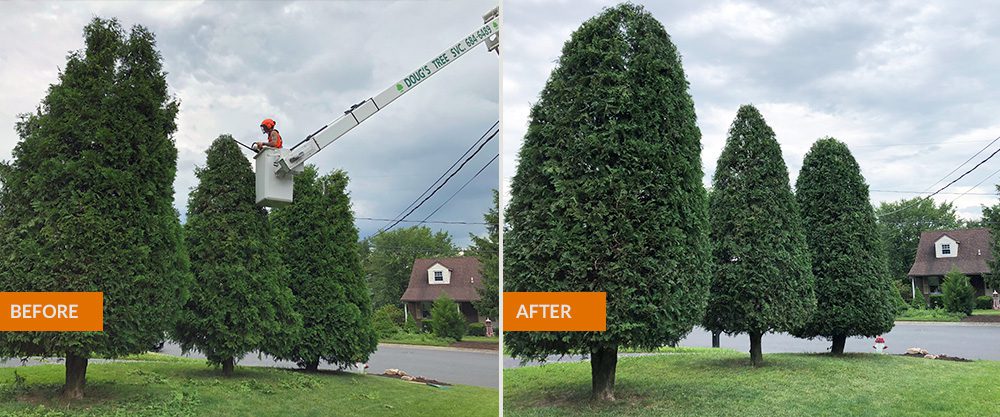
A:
470;190;500;320
703;105;816;367
271;167;378;371
0;18;191;398
504;4;711;401
792;138;896;354
363;226;457;309
941;267;975;315
981;193;1000;291
430;294;467;341
174;135;299;376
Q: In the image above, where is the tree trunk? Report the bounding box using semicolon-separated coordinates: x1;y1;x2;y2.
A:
831;334;847;355
304;361;320;372
590;346;618;402
712;331;721;348
749;332;763;367
222;357;235;376
62;354;88;400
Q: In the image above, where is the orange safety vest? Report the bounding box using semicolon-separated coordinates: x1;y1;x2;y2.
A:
268;129;283;149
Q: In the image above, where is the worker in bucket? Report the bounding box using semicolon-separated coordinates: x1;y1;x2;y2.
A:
252;118;283;152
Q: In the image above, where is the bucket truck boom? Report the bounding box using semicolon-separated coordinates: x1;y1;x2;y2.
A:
255;7;500;207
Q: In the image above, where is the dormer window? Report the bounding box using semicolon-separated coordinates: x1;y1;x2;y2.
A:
427;263;451;284
935;235;958;258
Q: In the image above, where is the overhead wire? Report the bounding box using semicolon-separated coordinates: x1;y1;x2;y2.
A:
877;136;1000;217
417;153;499;226
379;127;499;233
382;121;499;228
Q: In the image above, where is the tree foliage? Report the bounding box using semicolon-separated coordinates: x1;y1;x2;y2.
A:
504;3;711;400
271;167;377;371
470;190;500;320
430;294;467;341
174;136;299;375
792;138;896;352
703;105;815;366
362;226;457;309
941;267;975;315
876;198;961;284
0;18;191;398
981;194;1000;291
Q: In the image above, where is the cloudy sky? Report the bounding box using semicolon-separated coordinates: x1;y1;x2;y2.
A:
502;0;1000;220
2;1;499;246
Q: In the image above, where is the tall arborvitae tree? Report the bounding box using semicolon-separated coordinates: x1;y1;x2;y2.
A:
0;18;192;399
174;135;299;376
471;190;500;321
792;138;896;354
703;105;816;367
505;4;711;401
271;166;378;371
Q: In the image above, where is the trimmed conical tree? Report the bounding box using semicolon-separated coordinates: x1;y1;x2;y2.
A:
703;104;816;367
792;138;896;354
504;3;711;401
0;18;192;398
174;135;299;376
271;166;378;371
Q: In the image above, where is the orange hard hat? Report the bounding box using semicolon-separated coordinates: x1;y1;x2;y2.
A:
260;118;276;130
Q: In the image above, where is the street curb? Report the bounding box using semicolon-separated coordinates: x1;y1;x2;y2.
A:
377;343;498;354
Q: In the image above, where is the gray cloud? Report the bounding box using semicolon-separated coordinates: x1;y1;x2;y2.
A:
503;0;1000;220
0;0;499;246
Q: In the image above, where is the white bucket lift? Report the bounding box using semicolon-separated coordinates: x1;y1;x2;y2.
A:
252;6;499;207
255;149;296;207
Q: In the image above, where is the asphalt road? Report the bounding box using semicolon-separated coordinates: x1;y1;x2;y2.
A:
157;342;500;388
504;322;1000;367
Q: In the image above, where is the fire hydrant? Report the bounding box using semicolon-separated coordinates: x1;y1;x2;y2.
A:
873;336;887;354
485;318;494;337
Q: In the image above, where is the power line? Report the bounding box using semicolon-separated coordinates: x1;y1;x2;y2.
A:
356;217;487;225
878;142;1000;217
849;138;996;148
870;189;995;196
382;121;499;229
919;135;1000;192
948;166;1000;204
379;128;499;233
417;154;498;226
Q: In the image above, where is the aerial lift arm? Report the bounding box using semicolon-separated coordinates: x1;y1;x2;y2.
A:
255;7;500;206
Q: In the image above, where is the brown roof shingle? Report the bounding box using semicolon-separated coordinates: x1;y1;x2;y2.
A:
907;228;993;277
400;257;484;302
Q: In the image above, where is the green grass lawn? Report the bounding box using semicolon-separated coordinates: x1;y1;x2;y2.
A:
895;308;1000;322
895;308;965;322
380;333;498;347
0;354;497;417
973;309;1000;316
504;348;1000;417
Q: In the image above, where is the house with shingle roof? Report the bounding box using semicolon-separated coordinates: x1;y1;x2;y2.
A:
908;228;995;300
400;256;484;323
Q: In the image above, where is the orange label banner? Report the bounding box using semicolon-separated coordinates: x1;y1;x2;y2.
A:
0;292;103;331
503;292;606;331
